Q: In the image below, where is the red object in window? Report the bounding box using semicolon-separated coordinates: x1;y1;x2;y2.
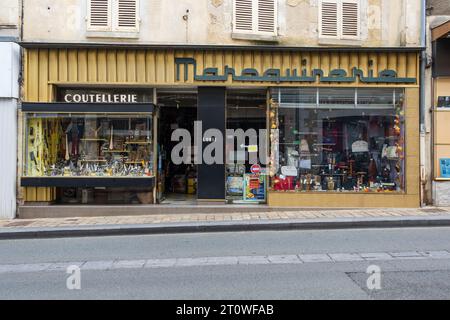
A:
273;176;294;191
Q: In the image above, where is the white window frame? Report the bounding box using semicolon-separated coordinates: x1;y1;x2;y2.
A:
319;0;360;40
87;0;140;33
233;0;278;36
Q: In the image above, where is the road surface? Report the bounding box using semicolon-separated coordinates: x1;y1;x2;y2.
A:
1;227;450;299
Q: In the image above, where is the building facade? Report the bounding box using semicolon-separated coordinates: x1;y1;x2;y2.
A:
426;0;450;206
17;0;424;217
0;0;20;219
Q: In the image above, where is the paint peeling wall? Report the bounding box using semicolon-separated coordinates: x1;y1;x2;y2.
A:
22;0;422;47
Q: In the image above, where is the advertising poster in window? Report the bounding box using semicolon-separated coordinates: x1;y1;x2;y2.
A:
244;174;266;202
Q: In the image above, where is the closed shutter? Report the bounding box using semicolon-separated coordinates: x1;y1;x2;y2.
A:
257;0;276;34
88;0;111;31
341;1;359;38
320;1;338;37
234;0;277;35
234;0;253;32
319;0;360;39
116;0;138;31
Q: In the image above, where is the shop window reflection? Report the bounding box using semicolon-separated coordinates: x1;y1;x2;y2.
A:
269;88;405;193
24;113;154;178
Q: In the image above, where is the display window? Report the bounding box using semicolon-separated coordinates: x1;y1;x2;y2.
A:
269;88;405;193
23;113;154;178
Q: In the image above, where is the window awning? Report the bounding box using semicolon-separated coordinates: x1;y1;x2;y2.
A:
432;20;450;41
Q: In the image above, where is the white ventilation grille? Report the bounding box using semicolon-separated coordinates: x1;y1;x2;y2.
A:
320;1;338;37
89;0;110;29
342;1;359;37
117;0;137;28
258;0;276;33
235;0;253;31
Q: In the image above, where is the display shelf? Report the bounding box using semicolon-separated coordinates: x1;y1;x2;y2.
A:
125;141;152;145
81;138;107;142
80;159;107;162
103;150;130;153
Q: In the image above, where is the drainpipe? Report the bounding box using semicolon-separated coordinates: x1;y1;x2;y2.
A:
419;0;427;206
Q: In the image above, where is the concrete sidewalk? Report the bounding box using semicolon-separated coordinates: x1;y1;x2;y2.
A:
1;207;450;239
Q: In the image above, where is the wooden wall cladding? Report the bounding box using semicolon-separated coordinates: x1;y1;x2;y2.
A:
24;48;419;102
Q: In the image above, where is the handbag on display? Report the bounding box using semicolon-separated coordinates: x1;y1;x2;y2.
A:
273;175;295;191
352;140;369;153
300;139;310;153
386;146;399;160
281;166;298;177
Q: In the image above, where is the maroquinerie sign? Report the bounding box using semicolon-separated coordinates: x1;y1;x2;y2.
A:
64;93;138;103
175;57;417;84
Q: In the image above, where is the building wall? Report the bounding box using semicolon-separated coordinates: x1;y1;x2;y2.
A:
426;12;450;206
0;0;20;219
22;0;422;47
0;0;20;38
427;0;450;15
0;42;20;219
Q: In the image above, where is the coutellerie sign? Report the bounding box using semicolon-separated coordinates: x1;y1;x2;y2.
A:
64;93;138;103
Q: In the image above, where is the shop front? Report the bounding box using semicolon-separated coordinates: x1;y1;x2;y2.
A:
431;22;450;206
19;44;420;210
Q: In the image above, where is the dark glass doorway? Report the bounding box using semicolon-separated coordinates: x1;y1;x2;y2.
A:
226;90;268;204
157;92;197;204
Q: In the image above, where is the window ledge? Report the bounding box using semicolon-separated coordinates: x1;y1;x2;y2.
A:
86;31;140;39
318;37;362;46
231;33;279;43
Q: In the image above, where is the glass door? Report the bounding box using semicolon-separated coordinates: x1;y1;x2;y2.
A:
225;90;268;204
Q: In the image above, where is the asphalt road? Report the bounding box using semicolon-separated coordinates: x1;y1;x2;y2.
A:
0;227;450;300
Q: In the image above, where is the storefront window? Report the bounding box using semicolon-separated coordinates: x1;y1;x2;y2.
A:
269;88;405;193
24;113;154;178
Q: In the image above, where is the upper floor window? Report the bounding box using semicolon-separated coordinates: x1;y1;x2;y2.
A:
233;0;277;36
319;0;360;40
87;0;139;33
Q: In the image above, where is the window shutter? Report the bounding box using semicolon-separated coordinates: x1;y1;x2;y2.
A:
257;0;276;34
341;1;359;38
320;1;338;37
234;0;253;32
116;0;138;31
88;0;111;30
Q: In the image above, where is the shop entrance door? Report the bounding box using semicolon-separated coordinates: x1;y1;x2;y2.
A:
157;92;197;204
225;90;268;204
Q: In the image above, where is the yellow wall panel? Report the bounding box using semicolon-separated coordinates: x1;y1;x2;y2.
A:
435;145;450;177
435;111;450;144
97;49;107;82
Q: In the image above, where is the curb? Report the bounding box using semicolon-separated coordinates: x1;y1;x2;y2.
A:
1;215;450;240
